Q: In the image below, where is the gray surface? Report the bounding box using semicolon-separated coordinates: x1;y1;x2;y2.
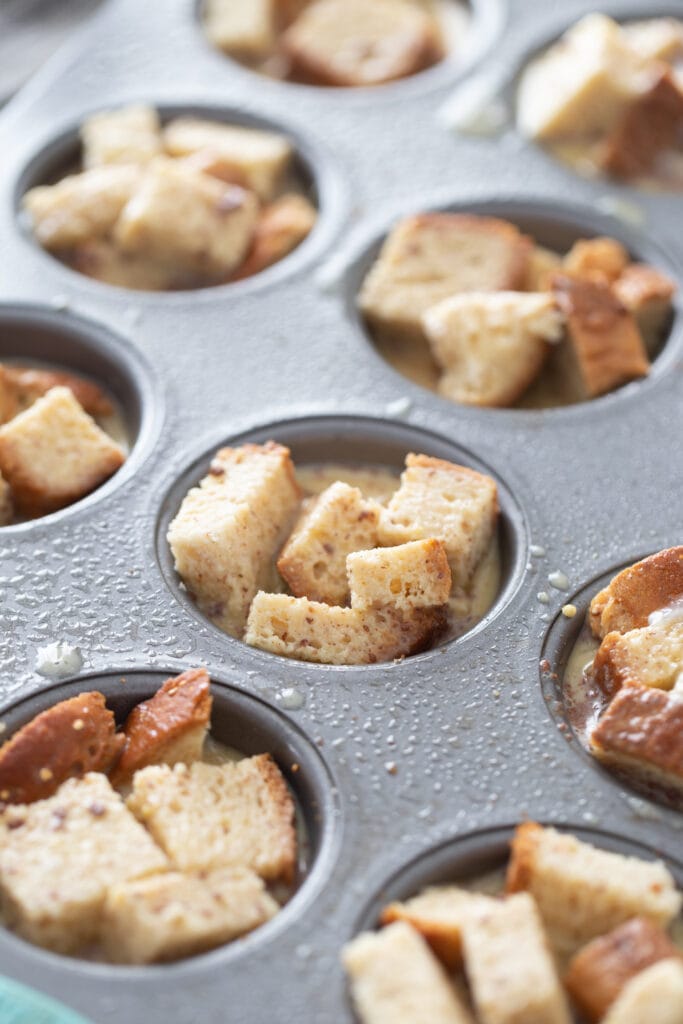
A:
0;0;682;1021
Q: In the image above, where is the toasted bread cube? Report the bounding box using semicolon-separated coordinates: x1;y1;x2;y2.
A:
613;263;675;353
603;958;683;1024
623;18;683;64
0;472;12;526
111;669;212;788
591;684;683;793
0;691;124;805
591;618;683;698
0;774;168;954
601;69;683;179
563;237;630;284
163;118;292;201
23;165;141;250
277;481;380;605
589;547;683;639
461;893;571;1024
67;237;183;291
565;917;683;1022
203;0;276;58
359;214;532;345
81;104;162;169
0;364;113;421
127;755;296;884
343;921;474;1024
0;386;125;516
506;823;681;955
525;246;562;291
281;0;441;88
114;159;258;280
381;887;498;970
551;273;650;398
517;14;652;141
103;866;278;964
233;194;317;279
167;442;301;637
348;539;451;612
379;454;498;588
245;591;446;664
423;291;563;407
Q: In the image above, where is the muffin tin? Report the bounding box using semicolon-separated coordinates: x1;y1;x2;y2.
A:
0;0;682;1020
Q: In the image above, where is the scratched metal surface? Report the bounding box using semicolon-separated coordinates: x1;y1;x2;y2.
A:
0;0;681;1021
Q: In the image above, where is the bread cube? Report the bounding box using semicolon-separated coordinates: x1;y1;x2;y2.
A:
623;18;683;64
0;773;168;954
422;291;563;407
613;263;676;353
516;14;651;141
281;0;442;88
601;69;683;179
167;442;301;637
563;237;629;284
565;917;683;1022
203;0;276;58
506;823;681;955
602;958;683;1024
233;193;317;279
0;472;12;526
551;273;650;398
81;104;162;169
0;364;113;421
590;684;683;793
591;618;683;698
127;755;296;883
163;118;292;200
111;668;212;787
0;386;125;516
103;866;278;964
461;893;571;1024
277;481;380;605
67;237;182;291
525;245;562;291
359;214;532;344
23;165;141;250
380;887;497;969
114;159;258;281
348;539;451;612
343;921;474;1024
244;591;447;664
589;547;683;639
379;454;498;588
0;691;124;805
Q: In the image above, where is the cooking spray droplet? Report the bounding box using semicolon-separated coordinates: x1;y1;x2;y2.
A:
548;571;570;591
277;687;305;711
530;545;546;557
385;397;412;418
537;591;550;605
561;604;577;618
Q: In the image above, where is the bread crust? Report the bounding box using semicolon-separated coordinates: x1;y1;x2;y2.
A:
0;364;113;423
590;619;683;698
232;193;316;280
589;547;683;639
601;68;683;179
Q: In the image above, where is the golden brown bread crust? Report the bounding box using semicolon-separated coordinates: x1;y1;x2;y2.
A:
232;194;316;281
504;820;542;895
563;237;629;285
564;917;683;1022
0;692;124;804
601;68;683;179
110;668;212;787
253;753;298;885
614;263;676;310
591;685;683;789
0;365;114;422
589;547;683;639
380;904;464;970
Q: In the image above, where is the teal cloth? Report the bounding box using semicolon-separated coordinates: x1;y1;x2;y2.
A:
0;975;92;1023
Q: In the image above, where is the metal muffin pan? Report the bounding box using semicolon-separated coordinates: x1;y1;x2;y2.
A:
0;0;681;1020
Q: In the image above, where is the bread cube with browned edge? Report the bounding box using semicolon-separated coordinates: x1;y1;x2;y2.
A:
0;386;125;517
103;866;278;964
81;104;162;169
277;481;380;605
603;959;683;1024
281;0;442;88
348;539;451;612
590;684;683;793
551;273;650;398
359;214;532;345
0;691;124;805
127;755;296;884
114;159;258;282
591;618;683;698
461;893;571;1024
506;823;681;955
614;264;676;354
244;591;446;664
379;454;498;589
563;237;630;285
601;69;683;180
381;887;498;970
163;118;292;200
0;364;113;422
565;917;683;1022
422;291;564;407
623;18;683;63
0;472;12;526
343;921;474;1024
22;165;141;250
167;442;301;637
203;0;276;58
233;193;317;280
0;773;168;954
589;547;683;640
111;668;212;788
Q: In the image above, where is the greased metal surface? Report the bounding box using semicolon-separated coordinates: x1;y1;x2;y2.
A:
0;0;682;1021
